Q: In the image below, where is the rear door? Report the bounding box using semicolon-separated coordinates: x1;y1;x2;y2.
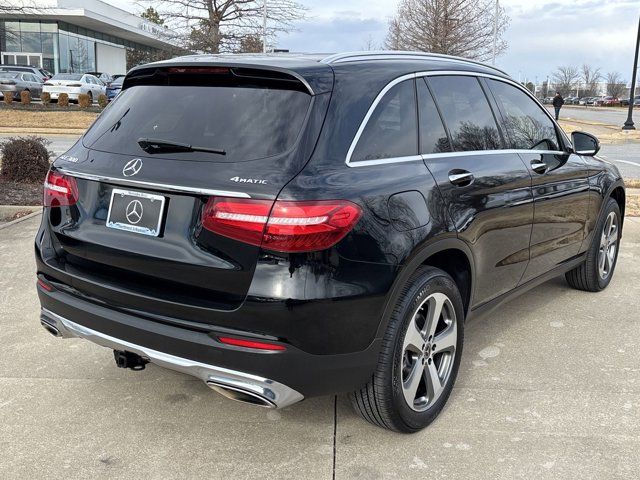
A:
47;66;331;322
420;75;534;306
484;78;590;283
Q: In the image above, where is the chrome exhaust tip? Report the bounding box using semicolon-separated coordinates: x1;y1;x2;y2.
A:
40;318;62;337
206;381;276;408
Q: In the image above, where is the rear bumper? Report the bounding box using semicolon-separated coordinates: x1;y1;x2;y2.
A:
45;90;81;100
36;282;382;401
40;307;303;408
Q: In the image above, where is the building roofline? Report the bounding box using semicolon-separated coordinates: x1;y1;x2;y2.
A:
320;51;509;77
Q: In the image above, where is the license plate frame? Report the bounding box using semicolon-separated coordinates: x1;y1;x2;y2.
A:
106;188;166;237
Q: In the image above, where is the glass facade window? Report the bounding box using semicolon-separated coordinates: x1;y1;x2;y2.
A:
0;19;167;74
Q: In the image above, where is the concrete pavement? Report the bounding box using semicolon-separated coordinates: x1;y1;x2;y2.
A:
1;214;639;479
555;106;632;126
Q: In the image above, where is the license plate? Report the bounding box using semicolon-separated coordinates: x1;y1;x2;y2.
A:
106;188;165;237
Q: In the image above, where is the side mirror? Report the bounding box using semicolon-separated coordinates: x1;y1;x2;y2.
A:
571;131;600;156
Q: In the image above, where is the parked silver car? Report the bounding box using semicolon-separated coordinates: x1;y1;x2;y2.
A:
0;72;43;100
43;73;106;103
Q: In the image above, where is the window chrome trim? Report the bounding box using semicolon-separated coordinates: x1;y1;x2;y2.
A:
345;72;417;166
345;70;570;168
56;168;252;198
349;150;568;168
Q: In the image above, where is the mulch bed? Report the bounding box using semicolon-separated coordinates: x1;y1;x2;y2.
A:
0;177;42;206
0;103;103;113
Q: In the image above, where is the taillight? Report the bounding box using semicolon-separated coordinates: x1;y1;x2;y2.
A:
202;198;362;253
44;171;78;207
218;336;286;351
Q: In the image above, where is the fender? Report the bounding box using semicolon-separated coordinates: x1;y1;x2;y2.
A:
373;236;476;341
601;178;626;230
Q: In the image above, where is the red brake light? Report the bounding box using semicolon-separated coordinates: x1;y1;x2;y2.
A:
201;198;362;253
167;67;230;74
218;336;286;351
44;171;78;207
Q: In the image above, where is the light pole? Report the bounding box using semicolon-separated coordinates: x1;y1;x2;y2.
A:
623;15;640;130
492;0;499;65
262;0;267;53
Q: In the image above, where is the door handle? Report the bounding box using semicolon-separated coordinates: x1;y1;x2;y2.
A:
448;170;474;187
531;160;547;174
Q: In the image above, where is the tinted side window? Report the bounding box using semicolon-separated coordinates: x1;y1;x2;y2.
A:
428;76;502;152
417;79;451;154
351;79;418;162
487;79;560;151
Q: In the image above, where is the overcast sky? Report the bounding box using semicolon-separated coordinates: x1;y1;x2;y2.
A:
122;0;640;85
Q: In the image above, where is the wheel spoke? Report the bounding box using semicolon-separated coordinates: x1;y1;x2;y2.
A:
608;223;618;241
403;317;425;353
402;360;424;406
605;247;612;273
598;247;607;274
433;322;457;354
600;232;607;248
607;246;616;267
425;361;443;402
604;214;613;239
425;293;446;340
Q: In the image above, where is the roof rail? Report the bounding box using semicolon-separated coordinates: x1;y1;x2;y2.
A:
320;51;509;77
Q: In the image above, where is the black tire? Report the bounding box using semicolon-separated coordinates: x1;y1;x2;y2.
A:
350;266;464;433
566;197;621;292
87;92;93;104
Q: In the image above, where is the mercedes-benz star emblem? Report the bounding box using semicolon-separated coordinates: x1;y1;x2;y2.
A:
122;158;143;177
125;200;144;225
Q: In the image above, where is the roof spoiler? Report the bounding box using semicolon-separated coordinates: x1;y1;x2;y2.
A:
124;62;334;95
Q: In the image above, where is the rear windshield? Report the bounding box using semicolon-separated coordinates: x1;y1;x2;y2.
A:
83;84;312;162
52;74;82;80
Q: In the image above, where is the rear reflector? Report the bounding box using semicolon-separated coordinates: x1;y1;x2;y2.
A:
44;171;78;207
218;336;286;351
37;278;53;291
202;198;362;253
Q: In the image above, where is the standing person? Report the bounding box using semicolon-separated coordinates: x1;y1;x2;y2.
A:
552;91;564;120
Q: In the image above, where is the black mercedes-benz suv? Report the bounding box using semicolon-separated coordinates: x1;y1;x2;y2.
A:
36;52;625;433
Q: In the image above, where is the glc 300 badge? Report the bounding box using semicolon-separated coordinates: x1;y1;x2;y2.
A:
123;158;143;177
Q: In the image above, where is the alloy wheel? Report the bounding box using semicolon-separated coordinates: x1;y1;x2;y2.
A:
400;292;457;412
598;211;618;280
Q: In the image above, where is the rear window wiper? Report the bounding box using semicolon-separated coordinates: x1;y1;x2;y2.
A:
137;138;226;155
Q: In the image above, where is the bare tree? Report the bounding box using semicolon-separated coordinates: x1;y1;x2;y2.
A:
551;66;579;96
606;72;626;98
581;64;601;97
236;34;263;53
384;0;510;61
138;0;306;54
361;34;377;51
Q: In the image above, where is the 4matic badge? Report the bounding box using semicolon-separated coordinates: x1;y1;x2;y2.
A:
229;176;267;185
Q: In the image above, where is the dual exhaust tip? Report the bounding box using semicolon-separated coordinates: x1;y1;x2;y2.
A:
41;319;62;337
40;311;285;409
206;381;276;408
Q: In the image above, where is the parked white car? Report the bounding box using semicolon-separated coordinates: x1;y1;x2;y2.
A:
43;73;106;103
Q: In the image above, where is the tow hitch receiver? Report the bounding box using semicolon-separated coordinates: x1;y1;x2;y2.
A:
113;350;148;371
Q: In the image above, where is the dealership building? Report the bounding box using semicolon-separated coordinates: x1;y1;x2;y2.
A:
0;0;178;75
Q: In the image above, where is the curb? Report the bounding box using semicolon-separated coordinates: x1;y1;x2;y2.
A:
0;129;87;135
0;209;41;230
